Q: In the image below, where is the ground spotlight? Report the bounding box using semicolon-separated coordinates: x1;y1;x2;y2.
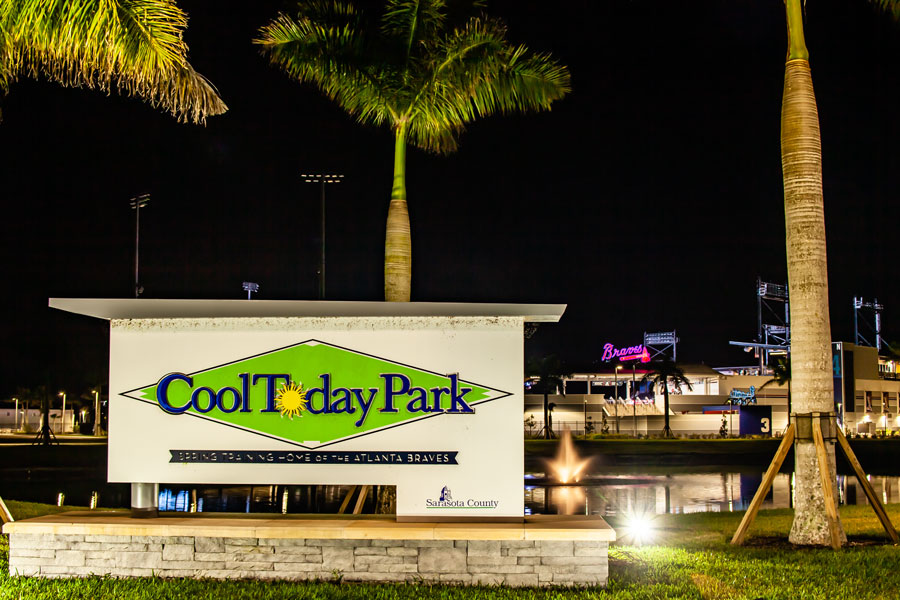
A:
621;508;656;546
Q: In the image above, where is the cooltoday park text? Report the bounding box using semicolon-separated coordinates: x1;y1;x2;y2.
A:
154;371;478;425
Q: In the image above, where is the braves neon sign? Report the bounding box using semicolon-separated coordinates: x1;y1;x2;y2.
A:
601;343;650;362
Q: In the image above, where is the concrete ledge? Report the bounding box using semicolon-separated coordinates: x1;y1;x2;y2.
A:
4;513;613;587
3;512;614;541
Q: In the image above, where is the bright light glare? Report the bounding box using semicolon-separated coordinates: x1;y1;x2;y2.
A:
621;508;657;546
627;516;652;543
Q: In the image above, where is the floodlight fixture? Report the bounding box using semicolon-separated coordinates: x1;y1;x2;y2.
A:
242;281;260;300
129;193;150;209
301;174;345;184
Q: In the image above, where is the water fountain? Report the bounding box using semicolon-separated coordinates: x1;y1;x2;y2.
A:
543;429;592;515
546;429;592;484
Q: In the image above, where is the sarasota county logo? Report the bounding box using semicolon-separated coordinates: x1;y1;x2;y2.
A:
120;339;510;449
426;485;498;509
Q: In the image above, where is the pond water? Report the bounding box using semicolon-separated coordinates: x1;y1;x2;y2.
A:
524;469;900;516
4;466;899;516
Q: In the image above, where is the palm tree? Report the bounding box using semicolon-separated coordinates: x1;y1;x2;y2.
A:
759;356;791;417
0;0;227;124
255;0;570;301
777;0;900;545
640;360;692;438
526;355;567;440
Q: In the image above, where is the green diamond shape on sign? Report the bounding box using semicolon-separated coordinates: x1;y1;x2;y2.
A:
121;340;510;448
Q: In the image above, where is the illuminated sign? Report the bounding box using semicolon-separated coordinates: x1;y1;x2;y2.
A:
123;340;504;448
108;314;526;519
728;386;757;405
601;343;650;363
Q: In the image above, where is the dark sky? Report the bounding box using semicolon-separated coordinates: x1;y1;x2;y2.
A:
0;0;898;395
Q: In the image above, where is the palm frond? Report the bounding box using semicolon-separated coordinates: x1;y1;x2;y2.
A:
1;0;226;123
147;62;227;124
869;0;900;19
0;18;12;96
475;46;571;114
640;361;693;392
759;357;790;390
402;15;569;153
525;355;570;395
257;1;568;153
407;16;506;142
255;9;395;128
382;0;447;58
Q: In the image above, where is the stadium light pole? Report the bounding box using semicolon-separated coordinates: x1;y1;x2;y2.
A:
129;194;150;297
301;174;344;299
614;365;622;434
632;364;637;437
58;391;66;434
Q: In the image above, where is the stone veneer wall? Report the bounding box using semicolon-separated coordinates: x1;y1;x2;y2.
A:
8;533;608;587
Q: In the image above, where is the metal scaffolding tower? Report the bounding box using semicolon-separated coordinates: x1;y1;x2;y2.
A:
853;297;884;351
644;330;678;362
757;278;790;371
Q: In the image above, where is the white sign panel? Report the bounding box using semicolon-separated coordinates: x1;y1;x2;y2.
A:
109;316;523;520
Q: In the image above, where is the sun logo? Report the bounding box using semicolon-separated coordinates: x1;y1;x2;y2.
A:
274;380;307;420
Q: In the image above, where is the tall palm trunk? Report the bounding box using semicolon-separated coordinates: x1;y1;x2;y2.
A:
543;392;551;439
662;384;671;438
385;122;411;301
782;0;845;546
377;122;410;513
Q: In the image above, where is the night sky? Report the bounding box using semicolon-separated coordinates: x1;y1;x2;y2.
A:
1;0;898;396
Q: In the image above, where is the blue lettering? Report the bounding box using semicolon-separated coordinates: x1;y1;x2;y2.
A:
448;374;475;413
216;387;241;413
353;388;379;427
306;374;332;414
380;374;408;413
330;387;354;413
156;373;193;414
252;374;290;413
406;386;430;413
154;370;476;420
191;387;217;413
429;386;450;412
239;373;252;412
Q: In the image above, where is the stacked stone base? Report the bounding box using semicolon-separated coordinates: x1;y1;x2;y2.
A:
8;534;607;586
5;513;614;587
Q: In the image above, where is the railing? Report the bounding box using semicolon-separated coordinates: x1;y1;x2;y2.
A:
524;420;592;437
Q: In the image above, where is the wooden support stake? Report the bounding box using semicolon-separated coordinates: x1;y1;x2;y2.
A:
836;428;899;543
353;485;370;515
731;423;795;545
0;497;13;524
337;485;357;515
812;419;842;549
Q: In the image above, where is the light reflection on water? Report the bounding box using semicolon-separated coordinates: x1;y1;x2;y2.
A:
524;472;900;516
7;471;899;516
158;484;375;514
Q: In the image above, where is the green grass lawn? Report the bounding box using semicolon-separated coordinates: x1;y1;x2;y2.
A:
1;501;899;599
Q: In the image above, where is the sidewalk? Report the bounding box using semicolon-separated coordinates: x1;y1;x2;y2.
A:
0;433;107;445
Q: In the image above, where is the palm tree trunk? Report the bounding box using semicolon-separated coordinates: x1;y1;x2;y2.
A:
782;0;845;546
663;385;671;438
385;122;411;302
787;378;792;416
543;392;550;439
380;125;410;513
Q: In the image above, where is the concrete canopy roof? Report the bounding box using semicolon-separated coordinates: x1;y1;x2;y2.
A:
48;298;566;323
